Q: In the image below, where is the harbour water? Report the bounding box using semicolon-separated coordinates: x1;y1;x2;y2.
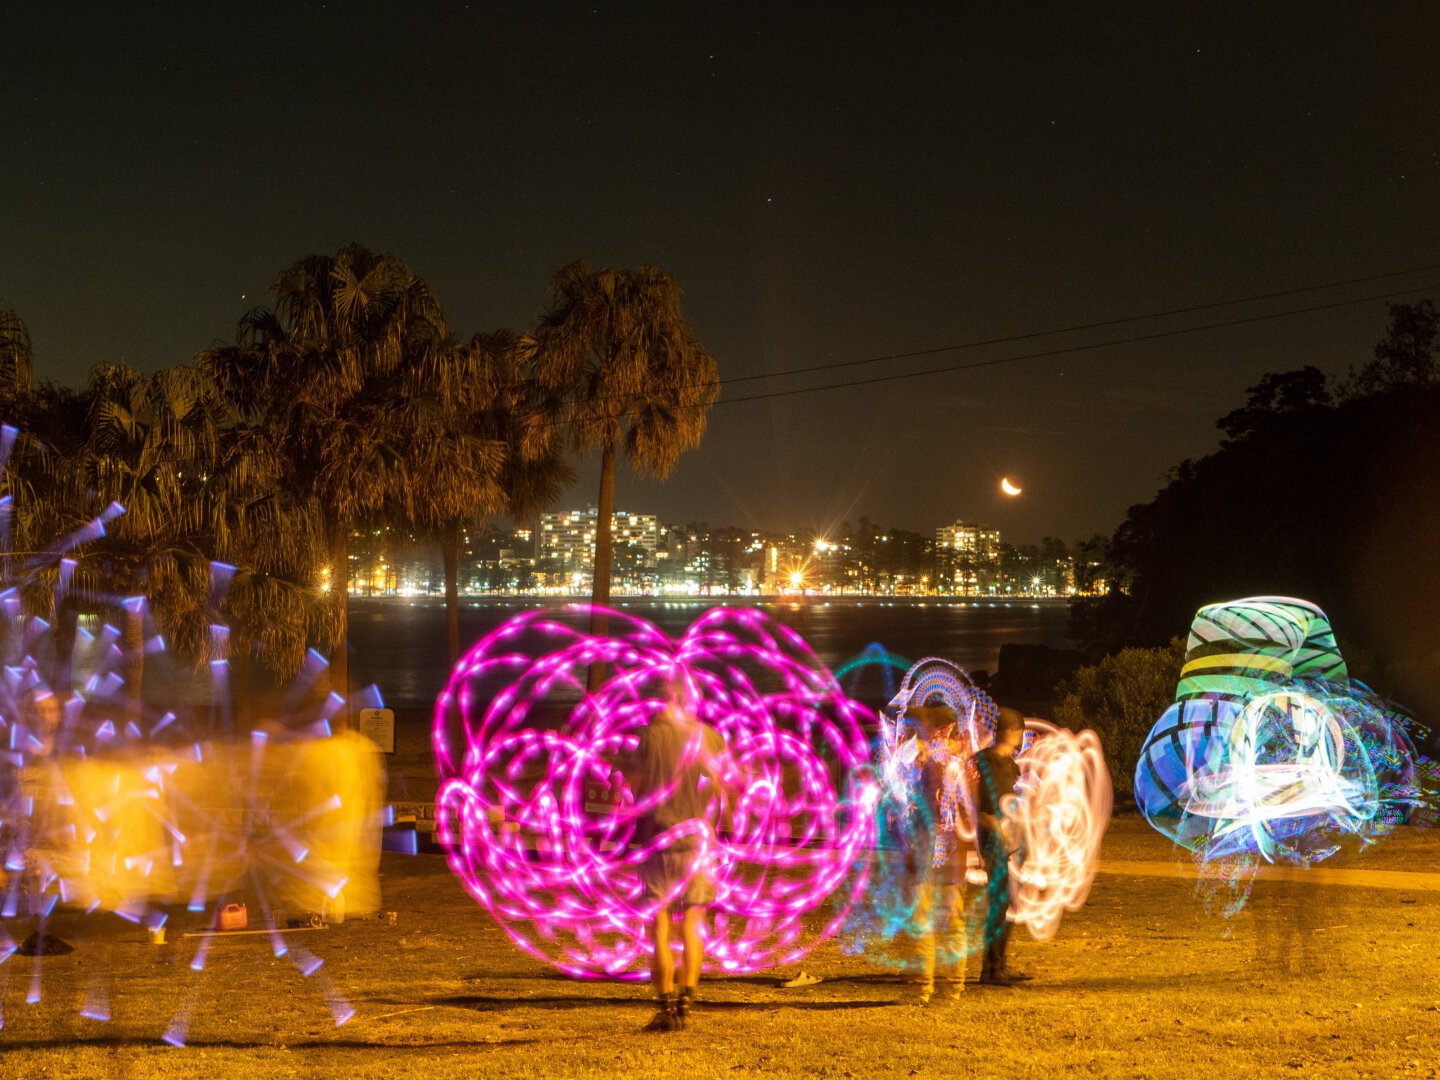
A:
347;596;1075;709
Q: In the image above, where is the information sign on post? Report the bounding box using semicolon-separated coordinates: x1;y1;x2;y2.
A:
358;707;396;753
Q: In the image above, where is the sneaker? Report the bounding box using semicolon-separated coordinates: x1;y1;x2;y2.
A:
643;997;678;1033
910;984;934;1007
780;970;822;989
981;969;1034;987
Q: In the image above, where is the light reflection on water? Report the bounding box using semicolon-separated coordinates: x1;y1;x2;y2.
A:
347;597;1075;708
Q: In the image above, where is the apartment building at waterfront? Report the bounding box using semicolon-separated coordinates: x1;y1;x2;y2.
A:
935;520;1002;594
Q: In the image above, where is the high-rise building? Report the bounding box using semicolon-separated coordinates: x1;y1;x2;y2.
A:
934;520;1002;593
538;507;661;571
613;511;661;557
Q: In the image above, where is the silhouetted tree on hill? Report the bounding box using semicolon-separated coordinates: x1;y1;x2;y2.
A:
1343;299;1440;398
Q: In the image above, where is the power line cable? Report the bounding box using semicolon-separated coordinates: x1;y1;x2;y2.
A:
66;265;1440;438
92;270;1440;452
523;262;1440;412
711;281;1440;407
713;260;1440;390
506;277;1436;428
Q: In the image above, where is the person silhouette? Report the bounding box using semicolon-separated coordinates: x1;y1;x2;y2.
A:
630;673;729;1032
973;706;1032;986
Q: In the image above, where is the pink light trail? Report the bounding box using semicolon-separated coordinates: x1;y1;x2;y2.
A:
433;605;879;979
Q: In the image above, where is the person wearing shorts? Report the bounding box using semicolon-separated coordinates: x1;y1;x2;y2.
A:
899;694;967;1005
630;675;727;1032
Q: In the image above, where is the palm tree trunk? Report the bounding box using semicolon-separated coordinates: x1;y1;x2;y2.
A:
587;441;617;692
234;631;254;729
122;600;144;728
329;522;351;727
443;527;461;669
53;603;77;699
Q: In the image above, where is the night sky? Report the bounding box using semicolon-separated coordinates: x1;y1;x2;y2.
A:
6;2;1440;543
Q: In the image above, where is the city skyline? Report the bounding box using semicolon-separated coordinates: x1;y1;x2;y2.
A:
352;505;1088;598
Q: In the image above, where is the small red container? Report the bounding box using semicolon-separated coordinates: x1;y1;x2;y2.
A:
218;903;248;931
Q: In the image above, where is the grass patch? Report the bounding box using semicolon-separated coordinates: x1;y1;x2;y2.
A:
4;815;1440;1078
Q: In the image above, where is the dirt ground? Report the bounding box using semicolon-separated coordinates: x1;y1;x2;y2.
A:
3;814;1438;1079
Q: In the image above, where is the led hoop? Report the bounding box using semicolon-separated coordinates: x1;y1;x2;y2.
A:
1134;596;1427;871
850;659;1110;959
877;658;996;843
433;605;878;979
1008;720;1112;940
834;643;913;704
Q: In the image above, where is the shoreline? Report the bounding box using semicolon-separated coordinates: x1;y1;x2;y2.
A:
346;595;1080;720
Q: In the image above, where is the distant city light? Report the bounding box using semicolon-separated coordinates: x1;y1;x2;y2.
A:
339;510;1101;598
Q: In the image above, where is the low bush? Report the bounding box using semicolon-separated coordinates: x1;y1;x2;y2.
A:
1052;638;1185;796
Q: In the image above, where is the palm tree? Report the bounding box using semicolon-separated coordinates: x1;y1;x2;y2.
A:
201;243;448;719
79;363;227;719
394;330;572;667
526;261;719;688
0;303;34;406
393;330;508;668
0;316;238;725
218;524;337;724
0;419;62;649
205;413;336;723
0;309;99;696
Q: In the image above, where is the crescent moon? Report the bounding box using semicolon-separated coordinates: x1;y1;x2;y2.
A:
1000;477;1023;496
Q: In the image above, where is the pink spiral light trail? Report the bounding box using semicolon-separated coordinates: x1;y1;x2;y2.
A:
433;605;878;979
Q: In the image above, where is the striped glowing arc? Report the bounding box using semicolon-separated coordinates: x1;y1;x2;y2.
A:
1134;596;1431;870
